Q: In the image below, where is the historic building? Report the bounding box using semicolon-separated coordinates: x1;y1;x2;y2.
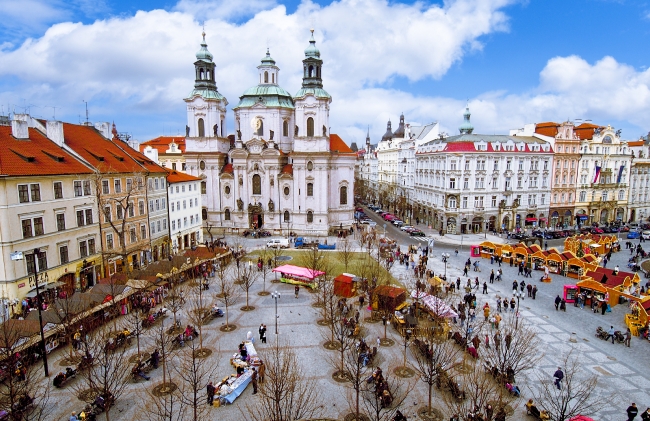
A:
141;137;187;172
166;170;203;252
625;138;650;224
413;107;554;233
183;31;355;236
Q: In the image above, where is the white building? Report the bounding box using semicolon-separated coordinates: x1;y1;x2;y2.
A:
183;31;355;236
167;170;203;251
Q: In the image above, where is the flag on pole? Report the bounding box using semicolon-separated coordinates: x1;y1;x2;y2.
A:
617;165;625;184
593;166;601;184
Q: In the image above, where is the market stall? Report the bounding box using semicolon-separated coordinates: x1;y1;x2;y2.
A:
334;274;355;298
563;285;578;303
479;241;496;259
470;245;481;258
372;285;406;313
546;253;562;274
576;279;608;307
499;244;514;264
272;264;325;289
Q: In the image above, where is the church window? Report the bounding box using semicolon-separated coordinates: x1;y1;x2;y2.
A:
201;181;207;194
307;117;314;137
224;185;230;195
272;73;275;84
199;160;206;171
257;119;264;136
283;186;290;196
283;120;288;137
308;65;314;77
198;118;205;137
264;71;268;83
307;161;313;171
340;186;348;205
284;211;290;222
307;183;313;196
224;209;230;220
307;211;313;223
199;68;204;80
252;174;261;195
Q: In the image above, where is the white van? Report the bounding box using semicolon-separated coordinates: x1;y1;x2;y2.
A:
266;238;289;249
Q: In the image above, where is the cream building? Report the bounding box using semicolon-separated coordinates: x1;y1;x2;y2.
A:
167;170;203;251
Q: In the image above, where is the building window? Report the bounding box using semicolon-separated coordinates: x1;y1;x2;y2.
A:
106;233;114;250
117;204;124;219
307;211;313;223
114;179;122;193
172;162;176;170
462;197;468;209
307;161;313;171
79;241;88;258
198;118;205;137
306;117;314;137
253;174;262;195
307;183;314;196
128;202;134;218
171;202;175;212
21;217;44;238
340;186;348;205
171;220;176;230
201;181;207;194
141;225;147;240
463;178;469;189
224;208;232;220
26;251;47;275
139;201;145;215
155;199;160;210
283;120;289;137
104;206;111;222
149;200;154;212
157;220;161;232
59;245;69;265
102;180;109;194
449;178;456;189
284;186;290;195
18;184;29;203
74;181;83;197
579;191;586;202
54;182;63;199
183;200;186;209
130;227;137;243
183;217;188;227
284;211;290;222
202;208;208;220
448;197;457;208
491;196;497;207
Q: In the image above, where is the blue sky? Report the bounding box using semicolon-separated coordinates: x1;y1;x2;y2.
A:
1;0;649;144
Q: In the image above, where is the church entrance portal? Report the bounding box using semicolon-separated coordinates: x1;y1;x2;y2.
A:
248;204;264;229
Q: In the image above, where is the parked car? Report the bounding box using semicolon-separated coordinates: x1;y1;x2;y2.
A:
511;233;527;240
591;228;604;234
400;225;414;231
267;238;290;248
627;231;641;239
642;231;650;240
361;220;377;227
392;220;404;227
620;226;630;232
409;230;426;237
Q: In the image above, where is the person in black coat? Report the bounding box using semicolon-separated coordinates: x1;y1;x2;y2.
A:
627;403;639;421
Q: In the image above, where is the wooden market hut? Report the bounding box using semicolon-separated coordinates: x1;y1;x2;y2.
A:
512;244;529;265
334;274;355;298
499;244;514;263
372;285;406;313
479;241;496;259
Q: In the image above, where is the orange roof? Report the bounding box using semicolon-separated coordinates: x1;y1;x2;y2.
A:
628;140;645;147
222;163;233;174
535;122;559;137
574;123;603;140
330;134;354;153
281;164;293;175
166;169;202;183
62;123;164;174
140;136;186;154
0;126;93;176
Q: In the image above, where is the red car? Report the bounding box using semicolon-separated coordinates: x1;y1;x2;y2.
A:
591;228;604;234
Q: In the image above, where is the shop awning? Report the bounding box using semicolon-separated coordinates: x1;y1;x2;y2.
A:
577;214;588;220
525;218;538;222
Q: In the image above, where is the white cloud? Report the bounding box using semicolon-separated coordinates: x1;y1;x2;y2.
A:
174;0;279;20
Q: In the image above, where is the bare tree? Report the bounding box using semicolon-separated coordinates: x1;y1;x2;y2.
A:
73;325;131;421
242;340;322;421
164;269;186;334
267;245;286;281
325;315;357;382
531;349;607;421
341;337;373;420
0;320;51;421
257;249;273;295
409;329;461;418
442;362;514;421
187;280;210;355
140;383;185;421
361;368;411;421
338;236;355;272
238;261;259;310
216;270;241;331
482;316;541;385
175;336;217;421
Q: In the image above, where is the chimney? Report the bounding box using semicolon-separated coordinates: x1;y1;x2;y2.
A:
143;146;158;163
46;120;64;146
11;116;29;139
94;122;111;139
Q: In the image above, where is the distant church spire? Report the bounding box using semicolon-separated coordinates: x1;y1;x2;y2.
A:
459;102;474;134
301;29;323;89
193;32;217;92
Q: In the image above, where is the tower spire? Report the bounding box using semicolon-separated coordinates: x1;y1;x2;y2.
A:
301;28;323;89
459;102;474;134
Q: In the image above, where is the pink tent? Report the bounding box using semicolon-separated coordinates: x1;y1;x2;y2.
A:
413;291;458;318
568;417;594;421
272;264;325;280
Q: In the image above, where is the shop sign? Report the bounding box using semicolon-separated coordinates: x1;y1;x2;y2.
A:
18;283;25;288
28;272;49;289
10;251;23;261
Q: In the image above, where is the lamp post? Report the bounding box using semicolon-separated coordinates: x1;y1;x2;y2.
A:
441;253;450;278
32;248;49;377
382;315;390;339
271;291;281;336
514;291;524;329
403;329;412;367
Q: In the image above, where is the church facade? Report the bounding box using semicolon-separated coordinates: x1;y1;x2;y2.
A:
183;32;355;236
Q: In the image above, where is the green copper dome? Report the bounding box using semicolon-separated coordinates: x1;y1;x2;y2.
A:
459;104;474;134
304;29;320;58
195;33;213;62
261;48;276;65
234;85;295;109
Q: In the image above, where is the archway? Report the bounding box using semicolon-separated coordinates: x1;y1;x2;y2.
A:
616;207;624;222
488;215;496;232
551;211;559;229
460;217;468;234
600;209;609;224
446;217;457;235
248;204;264;229
502;215;510;230
563;210;572;228
472;216;483;233
538;213;546;229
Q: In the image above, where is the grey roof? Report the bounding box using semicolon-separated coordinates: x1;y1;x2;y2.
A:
411;123;436;140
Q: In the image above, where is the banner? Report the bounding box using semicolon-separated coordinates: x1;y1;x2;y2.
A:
593;165;601;184
617;165;625;184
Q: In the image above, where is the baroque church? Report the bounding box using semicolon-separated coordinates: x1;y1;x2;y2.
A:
183;31;355;236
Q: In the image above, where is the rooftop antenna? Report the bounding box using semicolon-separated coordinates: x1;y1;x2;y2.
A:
50;106;57;120
82;100;89;124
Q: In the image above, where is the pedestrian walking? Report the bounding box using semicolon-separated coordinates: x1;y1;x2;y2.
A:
261;329;267;344
70;412;79;421
377;336;381;348
259;324;264;341
601;300;608;315
519;280;526;297
207;381;216;405
628;403;639;421
482;282;488;294
553;367;564;389
512;280;518;294
252;369;258;394
509;297;516;313
641;408;650;421
532;285;537;299
554;295;561;310
526;283;532;297
489;270;495;284
625;328;632;347
496;297;502;312
294;285;299;298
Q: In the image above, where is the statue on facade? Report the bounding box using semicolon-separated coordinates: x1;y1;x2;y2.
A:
616;129;622;137
295;125;299;136
269;130;274;140
268;199;274;212
323;125;327;137
237;198;244;211
213;123;218;137
237;129;242;140
593;127;601;135
185;125;190;137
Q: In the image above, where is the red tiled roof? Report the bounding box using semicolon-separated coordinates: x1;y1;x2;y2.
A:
222;163;233;174
627;140;644;147
574;123;603;140
330;134;354;153
281;164;293;175
166;169;202;183
0;126;93;176
535;122;559;137
62;123;164;174
445;142;476;152
140;136;186;154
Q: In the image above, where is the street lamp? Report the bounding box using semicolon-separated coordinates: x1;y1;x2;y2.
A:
32;248;49;377
403;329;412;367
271;291;281;335
514;291;525;329
441;253;450;279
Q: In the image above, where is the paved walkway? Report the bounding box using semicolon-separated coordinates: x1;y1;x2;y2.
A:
42;234;649;421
